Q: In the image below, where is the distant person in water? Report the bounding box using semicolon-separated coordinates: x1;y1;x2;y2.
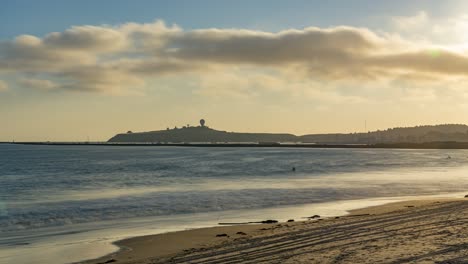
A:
292;167;296;172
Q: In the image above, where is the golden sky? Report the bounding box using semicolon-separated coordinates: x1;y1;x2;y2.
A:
2;2;468;141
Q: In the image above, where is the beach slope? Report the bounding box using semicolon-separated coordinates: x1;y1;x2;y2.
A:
88;199;468;264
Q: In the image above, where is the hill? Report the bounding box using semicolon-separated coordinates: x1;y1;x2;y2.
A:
108;126;297;143
108;124;468;144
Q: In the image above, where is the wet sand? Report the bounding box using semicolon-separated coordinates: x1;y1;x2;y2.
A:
86;198;468;264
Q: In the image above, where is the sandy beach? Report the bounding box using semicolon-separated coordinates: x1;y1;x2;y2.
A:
85;197;468;264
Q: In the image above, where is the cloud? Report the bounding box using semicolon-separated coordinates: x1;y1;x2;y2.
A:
391;11;468;47
0;80;8;91
56;65;146;94
43;25;128;52
18;78;59;91
2;19;468;95
0;34;95;72
161;26;468;81
392;11;429;33
166;26;388;64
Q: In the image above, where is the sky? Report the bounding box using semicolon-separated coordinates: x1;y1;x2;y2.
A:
2;0;468;141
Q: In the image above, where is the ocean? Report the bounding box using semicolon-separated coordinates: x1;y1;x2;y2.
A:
1;144;468;264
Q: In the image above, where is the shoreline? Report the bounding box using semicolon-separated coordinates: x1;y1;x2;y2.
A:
5;141;468;149
84;196;468;264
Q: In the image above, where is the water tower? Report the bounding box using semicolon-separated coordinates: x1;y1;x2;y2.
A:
200;119;206;127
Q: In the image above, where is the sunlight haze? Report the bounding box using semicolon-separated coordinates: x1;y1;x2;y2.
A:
2;0;468;141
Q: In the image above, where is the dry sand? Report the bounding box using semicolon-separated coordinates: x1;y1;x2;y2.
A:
86;198;468;264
